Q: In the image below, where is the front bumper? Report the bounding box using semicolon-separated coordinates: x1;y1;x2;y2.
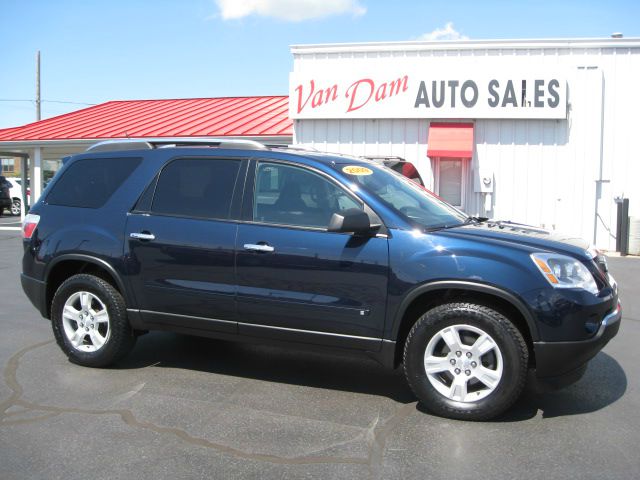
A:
531;302;621;389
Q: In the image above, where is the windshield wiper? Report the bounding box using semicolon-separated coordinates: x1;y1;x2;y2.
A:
464;216;489;225
422;221;468;232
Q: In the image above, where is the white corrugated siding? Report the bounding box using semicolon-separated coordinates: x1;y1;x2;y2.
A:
292;41;640;250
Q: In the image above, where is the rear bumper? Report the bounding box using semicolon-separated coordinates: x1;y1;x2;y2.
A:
531;302;622;390
21;273;48;318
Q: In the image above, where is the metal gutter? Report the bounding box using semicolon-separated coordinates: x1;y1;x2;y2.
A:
0;135;292;150
291;37;640;54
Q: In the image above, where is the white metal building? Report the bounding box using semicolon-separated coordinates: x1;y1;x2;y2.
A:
289;37;640;250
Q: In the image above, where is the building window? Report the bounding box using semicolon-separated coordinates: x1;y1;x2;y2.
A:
434;158;466;209
1;158;15;174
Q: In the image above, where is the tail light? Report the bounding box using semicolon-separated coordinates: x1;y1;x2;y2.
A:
23;213;40;239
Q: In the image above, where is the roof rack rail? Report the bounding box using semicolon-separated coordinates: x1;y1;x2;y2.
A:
86;137;267;153
265;144;319;152
362;155;406;161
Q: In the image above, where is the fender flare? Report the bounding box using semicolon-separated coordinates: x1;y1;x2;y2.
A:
45;253;130;304
390;280;539;342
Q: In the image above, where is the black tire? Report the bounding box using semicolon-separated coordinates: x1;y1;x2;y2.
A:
403;302;528;421
51;274;136;367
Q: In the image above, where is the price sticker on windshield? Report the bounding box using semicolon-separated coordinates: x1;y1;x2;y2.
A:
342;166;373;176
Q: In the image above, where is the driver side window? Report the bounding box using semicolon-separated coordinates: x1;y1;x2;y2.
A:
253;162;362;229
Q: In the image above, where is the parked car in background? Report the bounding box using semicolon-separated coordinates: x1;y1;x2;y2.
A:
7;178;29;216
363;156;425;186
0;176;12;216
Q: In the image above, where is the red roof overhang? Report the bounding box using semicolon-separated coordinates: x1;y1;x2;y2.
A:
0;96;292;142
427;122;474;158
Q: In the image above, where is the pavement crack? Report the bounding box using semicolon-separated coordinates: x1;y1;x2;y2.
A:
109;382;146;406
366;402;416;479
2;412;61;426
0;340;371;467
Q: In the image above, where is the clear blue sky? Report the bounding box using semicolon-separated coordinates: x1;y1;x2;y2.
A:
1;0;638;128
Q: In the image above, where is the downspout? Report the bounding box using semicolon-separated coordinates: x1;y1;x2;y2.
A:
593;69;607;246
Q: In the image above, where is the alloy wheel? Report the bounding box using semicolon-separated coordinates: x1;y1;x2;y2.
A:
61;291;111;352
11;199;20;216
423;324;503;403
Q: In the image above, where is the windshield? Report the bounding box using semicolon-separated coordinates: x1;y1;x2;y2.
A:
340;162;467;230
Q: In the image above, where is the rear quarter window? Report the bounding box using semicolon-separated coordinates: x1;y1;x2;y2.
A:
46;157;141;208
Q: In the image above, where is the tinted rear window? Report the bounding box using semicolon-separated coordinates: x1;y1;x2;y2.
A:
151;158;241;219
46;157;141;208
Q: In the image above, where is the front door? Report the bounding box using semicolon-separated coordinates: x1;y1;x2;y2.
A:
235;160;389;350
125;156;246;334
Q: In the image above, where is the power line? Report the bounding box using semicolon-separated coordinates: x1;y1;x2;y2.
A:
47;100;98;106
0;99;98;106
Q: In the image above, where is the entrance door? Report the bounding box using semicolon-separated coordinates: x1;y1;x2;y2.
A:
235;160;389;350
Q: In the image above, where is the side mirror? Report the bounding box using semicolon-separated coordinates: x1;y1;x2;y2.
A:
327;208;372;234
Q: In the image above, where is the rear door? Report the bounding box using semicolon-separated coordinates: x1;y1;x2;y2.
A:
235;160;389;350
125;156;246;334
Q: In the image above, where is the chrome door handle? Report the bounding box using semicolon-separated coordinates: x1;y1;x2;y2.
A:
130;232;155;241
243;243;274;253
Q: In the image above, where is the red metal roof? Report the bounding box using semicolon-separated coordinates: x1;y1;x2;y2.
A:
0;96;292;141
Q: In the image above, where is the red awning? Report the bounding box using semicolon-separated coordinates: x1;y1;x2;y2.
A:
427;122;474;158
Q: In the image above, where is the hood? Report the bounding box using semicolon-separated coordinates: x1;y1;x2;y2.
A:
440;221;593;260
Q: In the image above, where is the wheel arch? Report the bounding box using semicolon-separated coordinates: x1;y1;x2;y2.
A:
44;254;129;318
390;281;539;368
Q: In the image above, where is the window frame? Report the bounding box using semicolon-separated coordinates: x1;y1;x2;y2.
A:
1;158;15;174
433;157;468;210
139;156;248;222
242;159;382;233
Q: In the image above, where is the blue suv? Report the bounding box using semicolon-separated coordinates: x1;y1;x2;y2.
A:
20;139;621;420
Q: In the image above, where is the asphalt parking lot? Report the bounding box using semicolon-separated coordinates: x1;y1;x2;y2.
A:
0;230;638;480
0;214;21;229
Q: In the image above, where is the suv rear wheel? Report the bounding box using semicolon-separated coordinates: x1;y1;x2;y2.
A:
403;302;528;420
51;274;136;367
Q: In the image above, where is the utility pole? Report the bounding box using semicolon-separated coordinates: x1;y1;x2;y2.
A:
35;50;41;121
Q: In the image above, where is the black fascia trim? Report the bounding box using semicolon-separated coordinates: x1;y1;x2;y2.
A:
45;254;129;304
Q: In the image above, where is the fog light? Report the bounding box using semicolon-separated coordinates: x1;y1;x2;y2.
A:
584;321;599;334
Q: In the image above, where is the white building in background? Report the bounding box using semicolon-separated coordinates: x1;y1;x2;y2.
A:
289;37;640;250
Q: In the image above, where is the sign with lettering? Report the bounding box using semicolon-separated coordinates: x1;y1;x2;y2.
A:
289;71;567;120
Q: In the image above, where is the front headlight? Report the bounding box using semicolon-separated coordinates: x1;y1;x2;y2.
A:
530;253;599;295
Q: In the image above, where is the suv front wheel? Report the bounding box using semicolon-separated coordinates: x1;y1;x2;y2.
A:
51;274;136;367
403;302;528;421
